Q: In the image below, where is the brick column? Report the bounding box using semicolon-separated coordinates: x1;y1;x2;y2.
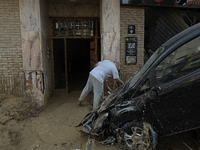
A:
120;6;145;81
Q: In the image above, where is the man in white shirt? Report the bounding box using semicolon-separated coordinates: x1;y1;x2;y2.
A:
78;60;123;110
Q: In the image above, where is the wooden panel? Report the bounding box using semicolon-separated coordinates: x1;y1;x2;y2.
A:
90;37;98;70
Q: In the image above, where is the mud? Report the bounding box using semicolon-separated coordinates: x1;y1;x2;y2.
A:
0;91;121;150
0;94;41;150
0;91;200;150
0;94;41;125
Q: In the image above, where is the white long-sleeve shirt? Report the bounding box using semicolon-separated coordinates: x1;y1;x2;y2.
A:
90;60;119;83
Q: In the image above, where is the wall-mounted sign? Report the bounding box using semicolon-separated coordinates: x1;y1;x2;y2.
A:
128;25;135;34
121;0;200;8
125;37;137;65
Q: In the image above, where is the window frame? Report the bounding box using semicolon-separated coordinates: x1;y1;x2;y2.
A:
50;17;100;38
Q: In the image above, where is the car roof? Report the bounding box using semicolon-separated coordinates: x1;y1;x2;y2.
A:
162;22;200;49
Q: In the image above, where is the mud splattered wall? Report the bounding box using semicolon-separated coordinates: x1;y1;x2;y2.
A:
120;6;145;81
47;0;100;17
0;0;23;77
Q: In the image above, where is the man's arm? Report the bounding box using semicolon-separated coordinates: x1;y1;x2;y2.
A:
93;62;99;68
115;78;124;84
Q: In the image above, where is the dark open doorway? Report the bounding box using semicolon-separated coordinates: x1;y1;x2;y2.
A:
53;39;66;89
67;39;90;92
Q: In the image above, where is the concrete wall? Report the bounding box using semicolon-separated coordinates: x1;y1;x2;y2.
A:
0;0;23;77
120;6;145;81
48;0;100;17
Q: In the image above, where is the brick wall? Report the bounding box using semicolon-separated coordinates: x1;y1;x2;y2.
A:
120;6;145;81
0;0;23;77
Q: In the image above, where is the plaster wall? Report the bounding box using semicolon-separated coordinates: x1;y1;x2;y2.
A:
19;0;42;71
101;0;120;62
48;0;100;17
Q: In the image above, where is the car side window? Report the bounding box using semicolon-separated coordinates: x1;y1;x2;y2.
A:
155;36;200;86
133;78;150;97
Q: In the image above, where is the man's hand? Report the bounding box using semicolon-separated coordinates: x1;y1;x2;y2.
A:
115;78;124;84
94;62;99;67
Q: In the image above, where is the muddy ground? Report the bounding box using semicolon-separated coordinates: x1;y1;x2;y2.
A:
0;90;200;150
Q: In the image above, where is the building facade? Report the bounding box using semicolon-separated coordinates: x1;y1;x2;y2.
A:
0;0;199;107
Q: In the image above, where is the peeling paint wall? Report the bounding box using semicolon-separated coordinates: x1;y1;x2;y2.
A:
25;71;44;93
25;71;44;106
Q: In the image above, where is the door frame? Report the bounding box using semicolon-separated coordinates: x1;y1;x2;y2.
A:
50;17;100;90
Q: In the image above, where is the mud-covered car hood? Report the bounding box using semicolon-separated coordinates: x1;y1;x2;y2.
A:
97;48;165;113
97;77;132;114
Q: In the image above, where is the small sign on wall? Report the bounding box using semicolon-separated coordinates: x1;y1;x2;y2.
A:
125;37;137;65
128;25;135;35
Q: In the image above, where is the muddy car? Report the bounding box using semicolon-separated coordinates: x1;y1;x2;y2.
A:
76;23;200;150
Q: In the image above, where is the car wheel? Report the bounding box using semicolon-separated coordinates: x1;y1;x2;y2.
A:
116;121;156;150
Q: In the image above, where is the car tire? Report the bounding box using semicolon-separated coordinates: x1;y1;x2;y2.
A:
116;121;156;150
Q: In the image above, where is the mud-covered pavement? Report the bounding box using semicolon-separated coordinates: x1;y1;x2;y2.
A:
0;90;121;150
1;90;200;150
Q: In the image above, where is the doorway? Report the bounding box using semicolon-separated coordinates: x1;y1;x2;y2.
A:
67;39;90;92
51;18;100;91
53;39;66;89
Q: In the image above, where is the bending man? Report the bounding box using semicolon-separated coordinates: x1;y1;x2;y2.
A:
78;60;123;110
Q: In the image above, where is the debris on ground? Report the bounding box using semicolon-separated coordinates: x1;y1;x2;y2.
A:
100;136;116;145
0;94;42;148
86;138;95;150
1;91;200;150
0;94;41;125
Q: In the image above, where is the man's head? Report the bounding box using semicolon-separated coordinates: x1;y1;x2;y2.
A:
114;61;120;69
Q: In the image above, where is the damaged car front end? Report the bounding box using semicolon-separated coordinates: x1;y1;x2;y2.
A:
76;71;157;149
75;79;130;139
76;22;200;150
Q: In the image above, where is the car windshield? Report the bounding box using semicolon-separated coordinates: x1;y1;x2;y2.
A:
129;46;165;88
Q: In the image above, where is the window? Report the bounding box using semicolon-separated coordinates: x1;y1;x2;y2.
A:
53;20;59;37
155;36;200;85
133;78;150;98
68;20;74;36
60;20;66;37
83;20;89;37
75;20;81;36
51;18;99;38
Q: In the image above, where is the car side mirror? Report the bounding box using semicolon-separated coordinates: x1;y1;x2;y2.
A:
149;86;161;99
151;86;161;92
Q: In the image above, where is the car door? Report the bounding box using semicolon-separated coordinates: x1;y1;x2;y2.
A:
149;36;200;136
